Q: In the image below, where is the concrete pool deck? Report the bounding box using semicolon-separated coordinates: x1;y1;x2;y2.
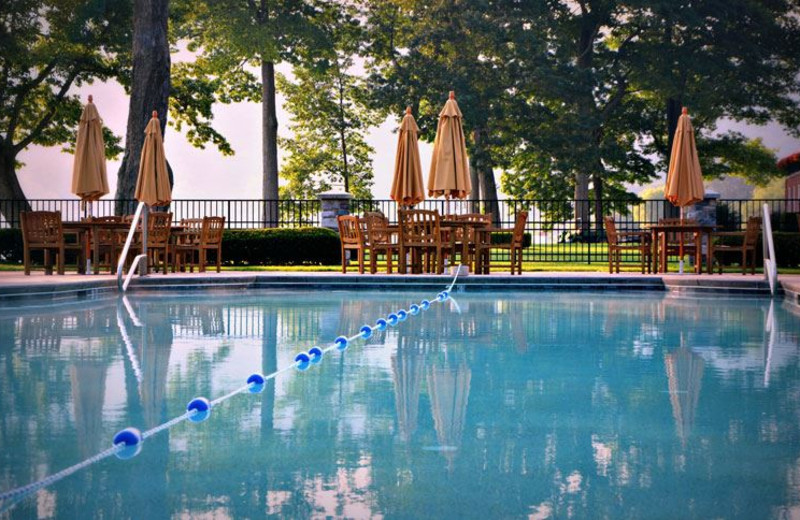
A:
0;269;798;306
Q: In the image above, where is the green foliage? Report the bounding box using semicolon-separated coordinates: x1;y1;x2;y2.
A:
0;229;23;263
277;55;376;197
0;0;130;169
753;178;788;200
222;227;340;265
169;60;261;156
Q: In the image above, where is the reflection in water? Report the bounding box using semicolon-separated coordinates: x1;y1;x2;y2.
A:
664;347;705;444
1;291;800;518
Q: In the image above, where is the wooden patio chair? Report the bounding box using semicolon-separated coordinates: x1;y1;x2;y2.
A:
337;215;367;274
88;216;123;274
710;216;761;274
475;211;529;275
398;209;451;274
173;216;225;273
454;212;492;268
144;211;173;274
363;212;399;274
604;216;651;274
20;211;84;275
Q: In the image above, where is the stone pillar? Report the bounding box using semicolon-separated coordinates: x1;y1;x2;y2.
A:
685;191;719;261
318;190;352;232
685;191;719;227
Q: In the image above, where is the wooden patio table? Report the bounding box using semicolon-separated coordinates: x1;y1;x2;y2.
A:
648;222;715;274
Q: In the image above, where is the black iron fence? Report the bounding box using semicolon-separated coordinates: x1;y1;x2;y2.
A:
2;197;798;264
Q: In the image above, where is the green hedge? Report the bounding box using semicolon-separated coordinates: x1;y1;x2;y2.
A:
714;231;800;268
490;232;532;248
222;227;340;265
0;229;23;263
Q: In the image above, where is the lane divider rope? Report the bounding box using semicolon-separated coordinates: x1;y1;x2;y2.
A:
0;271;461;511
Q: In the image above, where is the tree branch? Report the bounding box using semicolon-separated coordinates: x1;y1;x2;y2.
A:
13;68;79;153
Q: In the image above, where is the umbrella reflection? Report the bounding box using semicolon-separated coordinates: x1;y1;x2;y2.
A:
392;337;425;442
70;362;107;458
664;346;704;443
427;359;471;470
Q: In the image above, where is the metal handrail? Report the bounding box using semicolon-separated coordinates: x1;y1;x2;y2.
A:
762;203;778;296
116;201;147;292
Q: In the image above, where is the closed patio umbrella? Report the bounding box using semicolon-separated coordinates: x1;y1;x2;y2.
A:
132;111;171;276
390;107;425;207
428;91;471;212
135;111;172;207
665;107;704;273
71;95;110;206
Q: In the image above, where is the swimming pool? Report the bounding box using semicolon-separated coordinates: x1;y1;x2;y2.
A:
1;289;799;519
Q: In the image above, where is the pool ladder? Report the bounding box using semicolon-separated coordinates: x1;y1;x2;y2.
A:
762;203;778;296
116;201;149;292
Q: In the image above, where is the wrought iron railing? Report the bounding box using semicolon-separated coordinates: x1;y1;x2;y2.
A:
2;197;798;264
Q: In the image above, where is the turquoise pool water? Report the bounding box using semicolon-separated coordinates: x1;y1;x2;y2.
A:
1;289;799;519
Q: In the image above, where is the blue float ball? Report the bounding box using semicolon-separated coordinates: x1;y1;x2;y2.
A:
388;313;399;326
441;290;449;299
360;325;372;339
437;292;447;302
309;346;323;364
247;373;266;393
397;310;408;321
187;397;211;423
295;352;311;371
409;304;420;315
421;300;430;310
375;318;388;331
113;427;143;460
335;336;348;351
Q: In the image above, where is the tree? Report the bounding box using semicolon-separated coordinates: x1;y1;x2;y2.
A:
277;5;375;200
172;0;333;226
499;0;800;234
277;66;375;199
0;0;129;225
114;0;170;214
365;0;532;223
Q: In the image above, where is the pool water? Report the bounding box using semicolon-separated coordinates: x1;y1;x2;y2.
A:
1;289;799;519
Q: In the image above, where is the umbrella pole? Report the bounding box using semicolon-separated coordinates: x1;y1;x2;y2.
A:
141;205;149;276
85;201;93;274
679;207;685;274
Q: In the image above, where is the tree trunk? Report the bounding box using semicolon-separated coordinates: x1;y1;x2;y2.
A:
337;76;350;193
115;0;171;216
574;174;590;233
0;148;31;227
592;171;604;235
666;96;682;157
470;127;499;221
261;59;279;227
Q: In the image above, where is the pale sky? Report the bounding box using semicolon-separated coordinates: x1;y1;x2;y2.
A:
17;78;800;202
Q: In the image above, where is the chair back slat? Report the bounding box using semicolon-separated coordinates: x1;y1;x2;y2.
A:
399;209;441;247
21;211;63;246
743;216;762;247
201;216;225;246
603;216;619;245
511;211;529;246
147;212;172;246
338;215;364;245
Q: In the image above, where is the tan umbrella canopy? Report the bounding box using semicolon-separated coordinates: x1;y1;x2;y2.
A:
428;91;471;204
390;107;425;207
665;107;704;209
71;95;109;203
665;107;704;272
134;111;171;207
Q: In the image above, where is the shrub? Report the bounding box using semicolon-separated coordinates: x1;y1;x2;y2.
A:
0;229;23;263
222;227;340;265
714;231;800;268
491;231;532;248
